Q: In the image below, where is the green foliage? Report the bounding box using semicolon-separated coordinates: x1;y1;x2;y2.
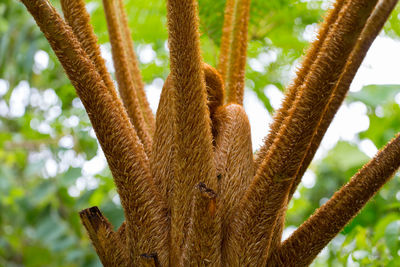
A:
1;0;400;266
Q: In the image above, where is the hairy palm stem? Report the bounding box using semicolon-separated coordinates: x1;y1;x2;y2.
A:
254;0;346;169
218;0;235;82
225;0;379;264
270;133;400;266
166;0;220;264
102;0;153;158
20;0;168;265
271;0;399;250
224;0;251;105
116;0;155;135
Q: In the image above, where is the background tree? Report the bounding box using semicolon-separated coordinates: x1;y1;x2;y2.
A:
1;0;400;266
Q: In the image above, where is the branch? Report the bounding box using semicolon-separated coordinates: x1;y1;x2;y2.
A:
20;0;168;264
116;0;155;135
269;134;400;266
151;63;223;208
102;0;153;158
225;0;251;105
60;0;115;95
226;0;379;264
287;0;399;203
212;104;254;257
166;0;220;264
151;75;175;207
79;207;127;266
268;0;400;252
254;0;346;169
218;0;235;82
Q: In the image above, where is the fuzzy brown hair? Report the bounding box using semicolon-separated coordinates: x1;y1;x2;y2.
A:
20;0;400;266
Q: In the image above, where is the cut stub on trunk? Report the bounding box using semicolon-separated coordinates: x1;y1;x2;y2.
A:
79;207;127;266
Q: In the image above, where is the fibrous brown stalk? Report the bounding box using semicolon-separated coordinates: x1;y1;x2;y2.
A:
166;0;220;264
60;0;116;96
20;0;168;265
223;0;251;105
253;0;346;169
218;0;235;82
116;0;155;136
20;0;400;265
225;0;379;264
103;0;153;158
212;104;254;261
151;63;223;211
269;133;400;266
272;0;399;249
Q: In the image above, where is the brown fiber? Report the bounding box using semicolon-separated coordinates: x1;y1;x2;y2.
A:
79;207;127;266
272;0;399;251
269;134;400;266
227;0;379;264
225;0;251;105
212;104;254;262
254;0;346;170
20;0;168;265
22;0;400;265
166;0;220;264
103;0;153;158
60;0;116;97
218;0;235;82
116;0;155;136
151;63;223;209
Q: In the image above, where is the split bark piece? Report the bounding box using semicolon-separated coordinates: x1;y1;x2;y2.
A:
20;1;168;265
226;0;379;264
254;0;346;169
103;0;153;158
166;0;220;264
269;133;400;266
212;104;254;262
79;207;127;266
116;0;155;135
225;0;251;105
272;0;399;252
218;0;235;82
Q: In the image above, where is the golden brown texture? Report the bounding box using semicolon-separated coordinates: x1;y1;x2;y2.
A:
272;0;398;251
287;0;399;203
103;0;153;158
22;0;400;265
254;0;346;170
150;75;175;208
116;0;155;135
151;63;223;210
79;207;127;266
20;0;168;265
226;0;379;264
212;104;254;262
218;0;235;82
269;134;400;266
60;0;116;97
225;0;251;105
166;0;220;264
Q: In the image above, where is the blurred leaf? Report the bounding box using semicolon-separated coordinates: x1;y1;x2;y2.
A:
349;84;400;108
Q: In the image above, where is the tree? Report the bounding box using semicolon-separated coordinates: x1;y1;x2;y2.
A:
16;0;400;266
